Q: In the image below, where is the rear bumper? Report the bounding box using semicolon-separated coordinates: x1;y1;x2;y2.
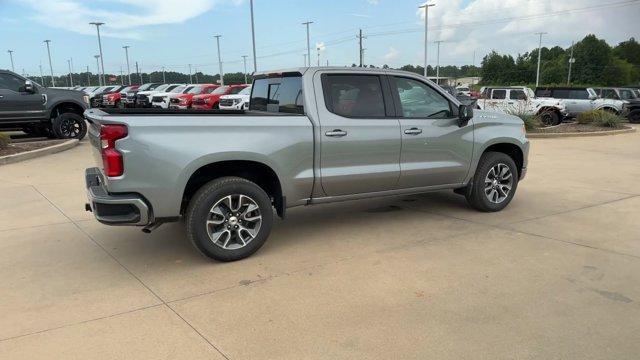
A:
85;167;153;226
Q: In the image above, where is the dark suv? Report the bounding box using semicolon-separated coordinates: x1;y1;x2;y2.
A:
0;69;89;139
592;87;640;123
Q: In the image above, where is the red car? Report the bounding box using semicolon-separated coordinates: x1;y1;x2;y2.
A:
170;84;218;109
103;85;139;108
191;84;249;110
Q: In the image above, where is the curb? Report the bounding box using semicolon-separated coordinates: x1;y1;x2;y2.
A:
0;139;79;165
527;126;636;138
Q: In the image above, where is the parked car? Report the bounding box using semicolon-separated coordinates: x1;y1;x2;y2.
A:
82;86;98;94
89;86;124;108
0;69;88;139
478;86;566;125
191;84;248;109
534;87;626;118
135;83;182;108
456;86;471;96
103;85;139;108
151;84;190;109
170;84;219;109
219;85;252;110
440;85;476;106
592;87;639;123
122;83;160;108
84;67;529;262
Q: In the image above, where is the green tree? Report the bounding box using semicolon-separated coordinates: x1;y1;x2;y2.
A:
613;38;640;65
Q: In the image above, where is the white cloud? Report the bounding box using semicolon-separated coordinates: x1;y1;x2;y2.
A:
414;0;638;64
367;0;379;5
19;0;242;39
383;46;399;63
316;42;326;51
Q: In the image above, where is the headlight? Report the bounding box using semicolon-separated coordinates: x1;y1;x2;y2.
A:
83;95;90;105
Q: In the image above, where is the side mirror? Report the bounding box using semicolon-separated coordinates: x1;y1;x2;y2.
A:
458;104;473;127
22;80;36;94
588;95;597;100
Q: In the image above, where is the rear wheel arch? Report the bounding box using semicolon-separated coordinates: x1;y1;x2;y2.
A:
49;101;85;119
182;160;284;218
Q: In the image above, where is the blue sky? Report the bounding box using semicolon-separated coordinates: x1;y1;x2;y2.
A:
1;0;637;77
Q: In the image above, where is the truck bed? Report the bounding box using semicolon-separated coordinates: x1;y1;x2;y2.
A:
97;108;300;116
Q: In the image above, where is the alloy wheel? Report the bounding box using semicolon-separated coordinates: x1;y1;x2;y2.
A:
206;194;262;250
59;118;82;138
484;163;513;204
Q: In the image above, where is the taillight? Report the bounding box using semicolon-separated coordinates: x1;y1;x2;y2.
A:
100;124;128;177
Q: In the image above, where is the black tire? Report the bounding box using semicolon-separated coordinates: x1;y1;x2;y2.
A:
51;112;87;139
539;110;560;126
628;109;640;124
185;177;273;262
465;152;519;212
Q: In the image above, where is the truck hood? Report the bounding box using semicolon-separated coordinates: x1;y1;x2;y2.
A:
220;94;250;101
473;109;523;126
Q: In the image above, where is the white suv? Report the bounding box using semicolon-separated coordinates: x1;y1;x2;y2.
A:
219;86;252;110
478;86;567;126
151;84;192;109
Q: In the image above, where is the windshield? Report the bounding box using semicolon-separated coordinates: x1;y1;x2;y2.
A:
181;86;194;93
153;84;170;92
212;86;229;95
188;86;205;94
170;85;186;93
137;83;156;91
204;86;219;94
238;86;252;95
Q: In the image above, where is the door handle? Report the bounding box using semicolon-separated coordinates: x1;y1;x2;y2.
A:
325;129;347;137
404;128;422;135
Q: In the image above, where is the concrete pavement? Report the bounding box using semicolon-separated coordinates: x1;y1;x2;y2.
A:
1;128;639;359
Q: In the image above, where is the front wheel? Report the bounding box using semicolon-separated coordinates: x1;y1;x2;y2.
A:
628;109;640;124
539;110;560;126
51;112;87;139
465;152;519;212
185;177;274;262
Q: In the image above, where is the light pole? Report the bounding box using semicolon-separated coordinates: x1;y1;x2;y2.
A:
249;0;257;73
535;32;547;86
316;46;320;66
94;55;101;86
419;3;435;77
123;45;131;85
7;50;15;72
302;21;313;67
86;65;90;86
567;41;575;85
188;63;193;83
303;53;307;67
214;35;224;86
162;66;166;83
242;55;248;84
434;40;444;80
90;22;106;85
44;40;55;87
67;59;74;86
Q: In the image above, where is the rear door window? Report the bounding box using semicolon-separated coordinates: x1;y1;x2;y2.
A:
250;75;304;114
321;74;386;118
491;89;506;99
509;90;526;100
568;89;589;99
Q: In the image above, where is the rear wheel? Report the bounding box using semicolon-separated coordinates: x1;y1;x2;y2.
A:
51;112;87;139
465;152;519;212
185;177;273;262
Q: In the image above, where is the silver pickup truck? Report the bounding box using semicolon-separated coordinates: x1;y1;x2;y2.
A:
85;67;529;262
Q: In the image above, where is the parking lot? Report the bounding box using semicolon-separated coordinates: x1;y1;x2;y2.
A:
1;128;639;359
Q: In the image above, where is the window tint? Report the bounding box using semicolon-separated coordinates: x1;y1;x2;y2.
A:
619;89;635;100
492;89;506;99
510;90;526;100
322;74;385;117
536;89;552;97
602;89;618;99
229;86;245;94
394;77;451;118
0;73;25;92
568;89;589;99
250;75;304;114
212;86;229;95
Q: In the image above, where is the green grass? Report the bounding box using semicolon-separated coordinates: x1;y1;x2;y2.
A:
0;132;10;150
576;109;623;127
